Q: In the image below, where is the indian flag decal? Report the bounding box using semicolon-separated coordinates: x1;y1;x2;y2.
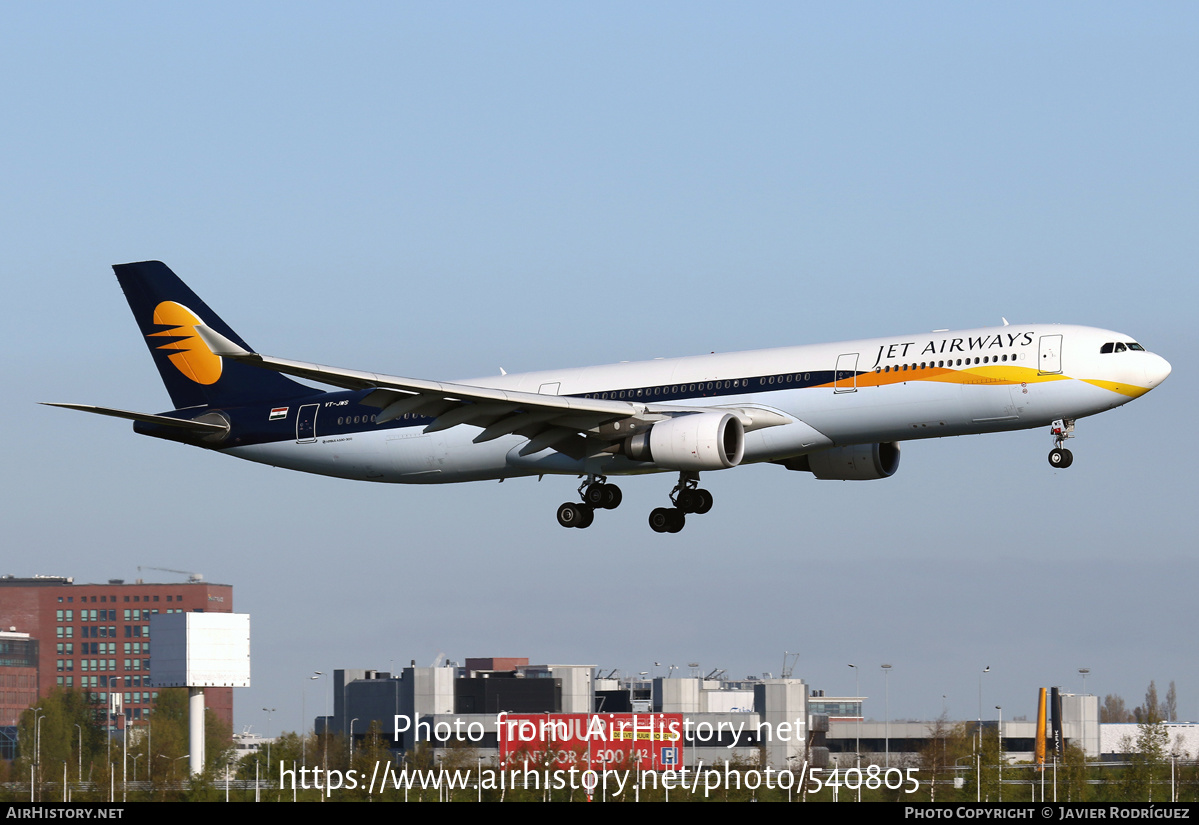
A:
269;407;289;421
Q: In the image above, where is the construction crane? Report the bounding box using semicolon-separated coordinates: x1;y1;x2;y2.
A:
137;566;204;583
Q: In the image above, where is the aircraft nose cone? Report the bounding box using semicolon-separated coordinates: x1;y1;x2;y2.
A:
1144;353;1171;388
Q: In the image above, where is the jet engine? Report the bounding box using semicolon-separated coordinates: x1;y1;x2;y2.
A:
623;412;745;471
781;442;900;480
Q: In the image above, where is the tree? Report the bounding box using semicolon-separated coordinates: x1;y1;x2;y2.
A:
14;690;106;796
1101;694;1133;723
1134;681;1162;724
919;713;971;802
1115;681;1173;802
142;688;233;795
1060;743;1090;803
1119;720;1169;801
349;721;399;801
1165;682;1178;723
974;724;1004;803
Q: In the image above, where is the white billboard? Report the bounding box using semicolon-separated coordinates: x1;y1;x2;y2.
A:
150;612;250;688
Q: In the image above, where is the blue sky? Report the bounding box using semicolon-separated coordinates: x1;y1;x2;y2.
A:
3;2;1196;734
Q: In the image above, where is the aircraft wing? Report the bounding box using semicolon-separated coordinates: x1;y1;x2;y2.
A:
195;326;789;458
196;326;651;457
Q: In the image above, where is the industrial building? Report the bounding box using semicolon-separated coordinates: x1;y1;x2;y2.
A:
319;657;814;769
315;657;1116;770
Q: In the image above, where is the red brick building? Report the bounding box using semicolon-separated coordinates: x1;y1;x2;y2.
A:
0;576;234;730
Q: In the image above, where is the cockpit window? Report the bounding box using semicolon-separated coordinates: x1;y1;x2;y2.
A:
1114;342;1127;353
1100;342;1114;354
1127;342;1145;351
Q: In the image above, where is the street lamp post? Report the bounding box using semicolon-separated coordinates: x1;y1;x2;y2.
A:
848;664;860;768
31;709;43;803
313;672;328;773
74;723;82;783
881;664;892;768
158;753;188;786
996;705;1003;802
1078;669;1091;761
263;707;276;780
303;673;322;765
977;666;990;755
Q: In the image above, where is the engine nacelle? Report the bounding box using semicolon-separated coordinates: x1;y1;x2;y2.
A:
783;442;900;480
623;412;745;471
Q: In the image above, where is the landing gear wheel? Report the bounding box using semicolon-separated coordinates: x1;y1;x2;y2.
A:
674;487;712;514
649;508;673;533
676;489;698;513
557;502;593;528
649;508;685;533
1048;448;1074;469
582;482;622;512
666;509;685;533
583;483;607;507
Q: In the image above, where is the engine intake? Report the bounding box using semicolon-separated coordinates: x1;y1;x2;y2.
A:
623;412;745;471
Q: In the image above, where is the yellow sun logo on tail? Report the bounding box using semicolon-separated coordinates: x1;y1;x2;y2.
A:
147;301;223;385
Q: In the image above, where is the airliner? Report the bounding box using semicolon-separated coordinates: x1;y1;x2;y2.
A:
46;261;1171;532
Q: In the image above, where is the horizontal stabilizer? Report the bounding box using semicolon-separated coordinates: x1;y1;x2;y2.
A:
40;403;229;433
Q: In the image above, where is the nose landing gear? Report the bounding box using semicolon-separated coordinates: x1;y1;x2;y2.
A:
1048;419;1075;468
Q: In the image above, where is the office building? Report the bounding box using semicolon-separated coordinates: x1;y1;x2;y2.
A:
0;575;234;732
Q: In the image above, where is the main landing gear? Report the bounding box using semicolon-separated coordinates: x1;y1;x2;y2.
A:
556;475;622;529
1048;418;1075;469
649;472;714;534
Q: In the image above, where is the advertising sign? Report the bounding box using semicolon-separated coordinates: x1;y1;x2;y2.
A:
498;713;683;771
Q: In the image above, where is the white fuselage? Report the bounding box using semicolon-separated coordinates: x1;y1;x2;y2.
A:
225;323;1170;484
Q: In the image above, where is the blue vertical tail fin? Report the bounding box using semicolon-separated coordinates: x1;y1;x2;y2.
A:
114;261;315;410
